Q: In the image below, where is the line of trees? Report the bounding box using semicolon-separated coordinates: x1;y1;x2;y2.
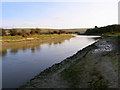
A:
1;29;79;37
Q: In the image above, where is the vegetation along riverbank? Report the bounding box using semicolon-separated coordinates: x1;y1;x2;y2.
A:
2;34;73;44
1;27;77;48
2;24;120;88
1;34;74;55
21;36;119;88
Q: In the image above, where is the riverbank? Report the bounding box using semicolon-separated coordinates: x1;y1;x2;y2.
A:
2;34;73;44
21;36;119;88
2;34;73;52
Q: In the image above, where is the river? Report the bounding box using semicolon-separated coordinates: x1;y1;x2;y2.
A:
2;35;100;88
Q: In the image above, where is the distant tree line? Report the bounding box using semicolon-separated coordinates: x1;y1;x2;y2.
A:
85;25;120;35
1;28;79;37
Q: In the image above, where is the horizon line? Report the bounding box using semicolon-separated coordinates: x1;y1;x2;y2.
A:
1;24;119;29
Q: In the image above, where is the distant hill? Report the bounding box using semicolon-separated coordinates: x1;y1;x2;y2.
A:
85;25;120;35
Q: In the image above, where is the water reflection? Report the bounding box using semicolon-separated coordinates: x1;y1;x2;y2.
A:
2;50;7;57
2;35;100;88
35;45;41;52
31;47;36;53
10;49;19;55
22;46;28;52
2;38;70;57
48;42;52;47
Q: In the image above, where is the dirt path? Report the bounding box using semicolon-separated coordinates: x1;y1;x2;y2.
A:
21;36;119;88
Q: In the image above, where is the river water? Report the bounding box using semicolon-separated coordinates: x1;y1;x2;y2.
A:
2;35;100;88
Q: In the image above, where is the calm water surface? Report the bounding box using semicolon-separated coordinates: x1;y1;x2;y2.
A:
2;35;100;88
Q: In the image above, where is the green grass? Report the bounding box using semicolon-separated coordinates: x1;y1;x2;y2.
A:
2;36;24;40
1;34;73;41
103;33;120;36
27;34;72;39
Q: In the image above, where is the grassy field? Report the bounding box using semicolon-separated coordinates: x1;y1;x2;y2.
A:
2;36;24;40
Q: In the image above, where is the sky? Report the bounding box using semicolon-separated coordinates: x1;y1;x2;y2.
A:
2;0;119;29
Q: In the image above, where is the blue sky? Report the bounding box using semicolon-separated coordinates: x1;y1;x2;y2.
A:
2;1;119;29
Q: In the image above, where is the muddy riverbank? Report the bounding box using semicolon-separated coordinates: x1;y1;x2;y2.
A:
21;36;119;88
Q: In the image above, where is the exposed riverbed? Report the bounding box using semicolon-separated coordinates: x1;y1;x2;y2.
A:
2;35;100;88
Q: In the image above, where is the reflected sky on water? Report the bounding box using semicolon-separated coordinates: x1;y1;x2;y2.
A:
2;35;100;88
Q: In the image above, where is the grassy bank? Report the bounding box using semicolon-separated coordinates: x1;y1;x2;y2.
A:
102;32;120;36
2;34;73;53
21;36;119;88
1;34;73;42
